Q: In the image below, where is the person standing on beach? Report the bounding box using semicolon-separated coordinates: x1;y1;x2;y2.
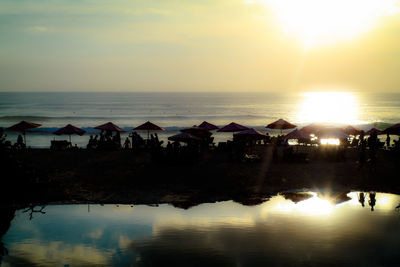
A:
0;128;6;146
123;137;131;149
386;133;391;149
358;137;366;169
359;130;365;147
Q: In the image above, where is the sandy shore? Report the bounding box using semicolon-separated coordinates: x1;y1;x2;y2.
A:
1;145;400;208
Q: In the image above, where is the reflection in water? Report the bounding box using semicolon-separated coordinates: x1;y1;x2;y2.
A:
359;192;365;207
369;192;377;212
1;192;400;266
274;192;334;215
0;208;15;265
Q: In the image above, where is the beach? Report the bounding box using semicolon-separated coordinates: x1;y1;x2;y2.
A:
2;92;400;208
1;92;400;148
2;145;400;209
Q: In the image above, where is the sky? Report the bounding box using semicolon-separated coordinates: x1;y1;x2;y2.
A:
0;0;399;92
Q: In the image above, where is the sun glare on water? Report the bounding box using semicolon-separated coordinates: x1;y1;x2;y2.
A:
274;193;334;215
255;0;400;46
297;92;359;125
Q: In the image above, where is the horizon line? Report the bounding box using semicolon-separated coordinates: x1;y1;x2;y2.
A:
0;90;398;94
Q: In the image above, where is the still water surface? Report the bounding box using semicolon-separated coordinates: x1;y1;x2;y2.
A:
1;192;400;266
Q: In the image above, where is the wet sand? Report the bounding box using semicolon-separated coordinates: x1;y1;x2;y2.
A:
1;145;400;209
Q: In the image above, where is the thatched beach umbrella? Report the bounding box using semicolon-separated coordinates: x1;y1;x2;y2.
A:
198;121;219;131
54;124;86;143
383;123;400;135
318;191;351;205
317;128;348;139
134;121;164;139
284;129;310;140
365;128;383;136
343;125;362;136
94;122;125;132
180;127;212;139
299;123;326;135
281;192;313;203
168;132;201;143
266;119;296;134
233;128;266;141
7;120;42;146
217;122;249;132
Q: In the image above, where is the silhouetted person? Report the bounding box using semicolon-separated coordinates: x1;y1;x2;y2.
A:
166;141;173;157
351;137;359;147
264;133;271;145
0;128;6;149
341;137;350;148
123;137;131;149
105;130;112;142
100;130;105;143
93;134;98;147
15;134;25;149
358;139;366;169
113;132;121;146
358;192;365;207
386;133;391;149
17;134;23;145
87;135;94;149
359;130;365;147
369;192;376;211
368;132;377;168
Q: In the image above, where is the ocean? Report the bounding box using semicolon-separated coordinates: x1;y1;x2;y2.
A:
1;92;399;148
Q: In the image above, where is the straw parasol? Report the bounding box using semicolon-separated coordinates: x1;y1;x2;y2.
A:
317;128;348;139
134;121;164;139
217;122;249;132
233;128;266;141
7;120;42;146
266;119;296;134
180;126;212;139
299;123;326;135
168;132;201;143
365;128;383;136
343;125;362;136
198;121;219;131
383;123;400;135
54;124;86;142
281;192;313;203
284;129;310;140
94;122;125;132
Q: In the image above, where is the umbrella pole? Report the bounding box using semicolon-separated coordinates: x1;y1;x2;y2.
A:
69;134;71;143
24;131;27;146
147;130;150;140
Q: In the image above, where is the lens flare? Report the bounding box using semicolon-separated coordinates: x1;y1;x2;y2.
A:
255;0;400;46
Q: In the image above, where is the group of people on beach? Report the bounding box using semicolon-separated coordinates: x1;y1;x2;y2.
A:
0;129;25;150
86;130;166;152
1;123;400;166
86;130;122;150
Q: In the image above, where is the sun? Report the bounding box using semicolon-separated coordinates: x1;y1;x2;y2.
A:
254;0;400;46
297;92;360;125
